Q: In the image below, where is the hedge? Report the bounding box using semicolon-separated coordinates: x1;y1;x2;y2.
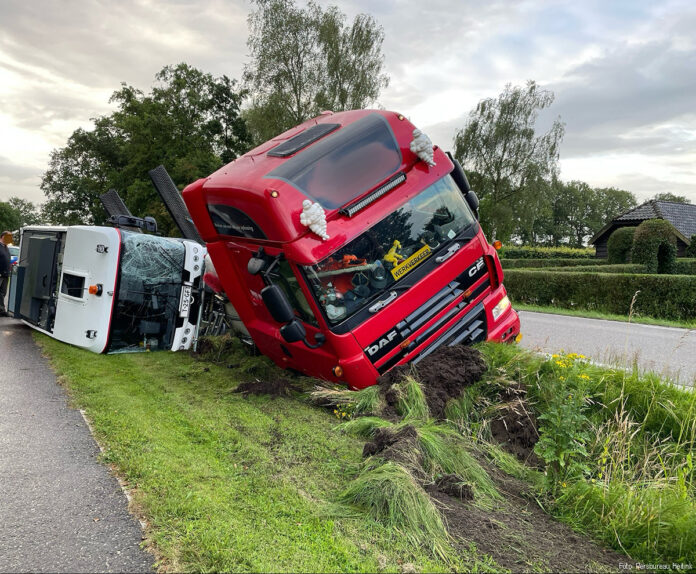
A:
631;219;677;274
539;264;647;274
505;269;696;320
687;235;696;258
498;246;595;259
607;227;635;263
502;258;696;274
501;258;610;269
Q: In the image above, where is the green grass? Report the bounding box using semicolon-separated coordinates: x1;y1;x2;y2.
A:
477;342;696;564
513;302;696;329
38;335;461;572
338;461;451;560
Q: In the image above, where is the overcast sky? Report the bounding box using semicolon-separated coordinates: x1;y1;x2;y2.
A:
1;0;695;205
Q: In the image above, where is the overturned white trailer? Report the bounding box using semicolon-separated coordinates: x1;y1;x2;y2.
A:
9;225;204;353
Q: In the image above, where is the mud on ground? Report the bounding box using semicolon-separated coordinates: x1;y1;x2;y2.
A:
434;464;626;572
377;345;488;418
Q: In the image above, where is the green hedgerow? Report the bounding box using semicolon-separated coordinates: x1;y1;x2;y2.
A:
607;227;635;264
631;219;678;274
687;235;696;257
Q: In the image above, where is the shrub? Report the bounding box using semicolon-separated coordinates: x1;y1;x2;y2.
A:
501;258;610;269
498;246;595;259
607;227;635;263
631;219;677;274
504;269;696;320
687;235;696;257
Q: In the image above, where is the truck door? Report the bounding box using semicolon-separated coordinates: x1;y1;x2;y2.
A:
51;227;120;353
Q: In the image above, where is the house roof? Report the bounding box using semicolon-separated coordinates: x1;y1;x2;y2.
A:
590;200;696;245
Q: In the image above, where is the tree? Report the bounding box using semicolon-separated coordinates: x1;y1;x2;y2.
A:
536;181;636;247
0;202;21;233
41;63;251;231
651;192;691;204
454;81;565;240
244;0;389;143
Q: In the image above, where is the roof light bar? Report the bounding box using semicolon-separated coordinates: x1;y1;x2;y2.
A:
339;172;407;217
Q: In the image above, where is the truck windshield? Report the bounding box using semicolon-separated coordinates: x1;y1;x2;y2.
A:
302;175;476;324
107;232;185;353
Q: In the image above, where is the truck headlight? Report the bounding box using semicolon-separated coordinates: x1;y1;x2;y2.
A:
492;295;511;321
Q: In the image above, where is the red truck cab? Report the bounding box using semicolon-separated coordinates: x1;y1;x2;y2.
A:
183;110;520;389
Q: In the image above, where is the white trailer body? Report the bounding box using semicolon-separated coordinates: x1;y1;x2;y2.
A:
10;225;204;353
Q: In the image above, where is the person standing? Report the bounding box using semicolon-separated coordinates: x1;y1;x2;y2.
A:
0;231;12;316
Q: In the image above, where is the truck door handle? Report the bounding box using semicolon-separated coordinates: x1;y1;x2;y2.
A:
369;291;398;313
435;243;461;263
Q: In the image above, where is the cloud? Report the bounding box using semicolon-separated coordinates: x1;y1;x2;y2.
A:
1;0;696;205
0;156;44;204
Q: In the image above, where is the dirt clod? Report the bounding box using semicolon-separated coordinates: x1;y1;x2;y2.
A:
490;398;541;466
435;474;474;501
234;379;299;397
377;345;488;418
362;425;424;476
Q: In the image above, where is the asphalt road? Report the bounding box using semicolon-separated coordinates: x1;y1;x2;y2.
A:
0;316;154;573
518;310;696;386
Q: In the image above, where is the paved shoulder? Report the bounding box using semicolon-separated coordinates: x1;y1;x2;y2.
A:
0;317;154;573
518;311;696;386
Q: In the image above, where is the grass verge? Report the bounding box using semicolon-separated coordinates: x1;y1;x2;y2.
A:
514;302;696;329
37;334;464;572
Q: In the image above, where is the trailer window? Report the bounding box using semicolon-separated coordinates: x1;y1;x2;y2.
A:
61;273;85;299
303;175;477;324
266;114;402;210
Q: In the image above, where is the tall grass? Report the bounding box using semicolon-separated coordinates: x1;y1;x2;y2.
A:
396;376;430;420
476;342;696;564
414;422;500;501
338;461;451;560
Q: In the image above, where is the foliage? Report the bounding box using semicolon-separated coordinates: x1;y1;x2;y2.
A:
498;245;595;259
0;197;42;232
244;0;388;143
41;63;251;231
504;269;696;320
534;382;591;487
501;257;609;268
478;342;696;564
652;192;692;204
687;235;696;257
545;180;637;248
631;219;678;274
453;81;565;240
607;227;636;264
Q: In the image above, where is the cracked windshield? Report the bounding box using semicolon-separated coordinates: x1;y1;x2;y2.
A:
304;175;477;324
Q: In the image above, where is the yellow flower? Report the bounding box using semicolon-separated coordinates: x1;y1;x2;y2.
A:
579;374;590;380
562;482;567;488
559;376;565;381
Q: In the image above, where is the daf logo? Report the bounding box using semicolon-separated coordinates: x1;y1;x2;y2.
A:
468;257;485;277
365;330;398;356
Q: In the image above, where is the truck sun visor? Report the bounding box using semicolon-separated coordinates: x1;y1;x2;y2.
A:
265;114;402;210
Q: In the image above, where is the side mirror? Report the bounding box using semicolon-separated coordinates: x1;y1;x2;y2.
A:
447;152;471;193
261;284;295;323
465;190;479;218
280;319;306;343
247;256;267;275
